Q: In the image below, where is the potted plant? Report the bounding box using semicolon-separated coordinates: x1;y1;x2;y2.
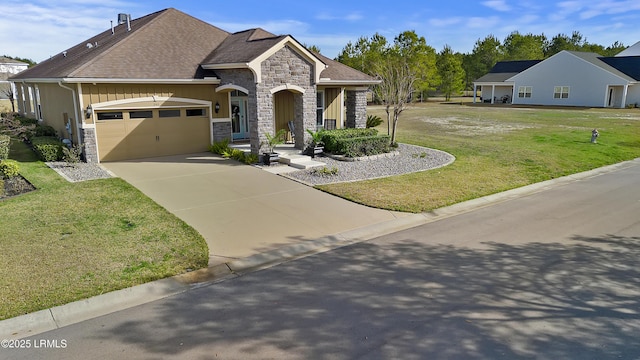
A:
306;129;324;158
262;129;286;165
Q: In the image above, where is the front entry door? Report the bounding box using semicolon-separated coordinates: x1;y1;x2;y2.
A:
231;97;249;140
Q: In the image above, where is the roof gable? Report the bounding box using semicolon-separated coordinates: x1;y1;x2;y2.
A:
616;41;640;57
12;8;229;80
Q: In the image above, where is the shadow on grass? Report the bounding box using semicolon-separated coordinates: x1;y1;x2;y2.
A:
99;233;639;359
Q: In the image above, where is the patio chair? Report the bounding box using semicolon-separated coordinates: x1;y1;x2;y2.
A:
288;120;295;143
324;119;336;130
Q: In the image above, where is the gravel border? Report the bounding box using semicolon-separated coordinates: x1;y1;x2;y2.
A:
44;144;455;185
46;162;115;182
281;143;455;185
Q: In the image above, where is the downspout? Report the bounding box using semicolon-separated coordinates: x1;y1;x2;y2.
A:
57;81;82;145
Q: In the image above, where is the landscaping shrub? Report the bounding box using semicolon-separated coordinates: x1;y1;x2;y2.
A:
31;136;64;161
62;143;83;166
33;124;57;138
321;128;378;153
0;159;20;178
209;139;258;164
366;115;383;128
0;134;10;160
335;135;391;157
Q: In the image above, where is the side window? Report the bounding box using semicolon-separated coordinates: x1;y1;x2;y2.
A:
129;110;153;119
97;112;123;120
159;109;181;118
186;108;206;117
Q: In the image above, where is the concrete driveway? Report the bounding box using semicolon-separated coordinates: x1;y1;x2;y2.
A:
103;153;407;265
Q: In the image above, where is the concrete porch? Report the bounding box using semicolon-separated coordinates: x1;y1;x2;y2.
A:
229;142;326;173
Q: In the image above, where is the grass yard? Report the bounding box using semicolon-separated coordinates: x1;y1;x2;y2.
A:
0;140;208;320
318;102;640;212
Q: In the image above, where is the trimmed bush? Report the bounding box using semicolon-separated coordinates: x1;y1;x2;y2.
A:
335;135;391;157
321;128;378;153
33;124;57;138
0;135;10;160
0;159;20;179
31;136;64;161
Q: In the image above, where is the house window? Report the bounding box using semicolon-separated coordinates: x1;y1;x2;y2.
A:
518;86;532;98
129;110;153;119
97;112;123;120
34;85;43;120
554;86;570;99
316;91;324;128
186;108;206;117
159;109;181;118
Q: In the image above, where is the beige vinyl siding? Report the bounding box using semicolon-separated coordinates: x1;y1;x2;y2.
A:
273;90;295;134
321;87;342;128
81;83;228;124
28;82;78;139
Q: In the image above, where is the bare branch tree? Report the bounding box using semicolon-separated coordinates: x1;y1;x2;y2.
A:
1;84;16;113
373;55;418;145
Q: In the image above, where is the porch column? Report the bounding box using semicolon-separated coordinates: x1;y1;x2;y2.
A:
473;84;477;103
346;89;367;128
491;85;496;104
622;84;629;109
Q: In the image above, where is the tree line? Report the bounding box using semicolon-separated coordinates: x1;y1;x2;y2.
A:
336;30;628;100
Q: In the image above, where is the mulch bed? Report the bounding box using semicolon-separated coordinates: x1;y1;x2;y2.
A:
1;175;36;199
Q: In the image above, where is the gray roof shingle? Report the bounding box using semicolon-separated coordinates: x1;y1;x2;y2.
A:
10;8;376;85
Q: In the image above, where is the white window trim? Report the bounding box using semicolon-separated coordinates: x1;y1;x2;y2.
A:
518;86;532;98
316;90;324;128
554;86;570;99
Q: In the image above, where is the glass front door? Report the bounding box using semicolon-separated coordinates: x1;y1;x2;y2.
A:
231;97;249;140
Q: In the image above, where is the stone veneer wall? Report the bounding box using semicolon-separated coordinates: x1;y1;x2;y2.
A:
215;69;259;152
81;128;98;163
258;46;315;152
346;90;367;129
212;122;232;143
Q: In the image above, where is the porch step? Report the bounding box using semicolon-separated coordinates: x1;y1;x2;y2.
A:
278;153;326;170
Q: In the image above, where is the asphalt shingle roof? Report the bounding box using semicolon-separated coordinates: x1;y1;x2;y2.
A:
598;56;640;81
10;8;375;84
11;8;229;80
474;60;541;83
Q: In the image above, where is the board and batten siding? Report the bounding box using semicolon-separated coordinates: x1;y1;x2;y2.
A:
322;87;342;128
81;83;228;123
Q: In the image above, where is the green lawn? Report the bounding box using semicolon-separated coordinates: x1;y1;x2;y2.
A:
0;140;208;320
318;102;640;212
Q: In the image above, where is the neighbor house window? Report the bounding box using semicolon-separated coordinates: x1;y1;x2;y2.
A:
97;112;123;120
554;86;570;99
159;109;181;118
186;108;206;117
518;86;532;98
316;91;324;128
129;110;153;119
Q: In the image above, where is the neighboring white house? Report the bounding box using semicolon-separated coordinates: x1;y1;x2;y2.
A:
0;57;29;110
473;49;640;108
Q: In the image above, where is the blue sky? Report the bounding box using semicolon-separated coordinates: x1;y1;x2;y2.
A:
2;0;640;63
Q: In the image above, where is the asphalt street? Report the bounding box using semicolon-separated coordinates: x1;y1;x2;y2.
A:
3;160;639;359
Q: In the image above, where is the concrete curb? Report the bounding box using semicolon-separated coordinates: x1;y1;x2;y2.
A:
2;158;638;339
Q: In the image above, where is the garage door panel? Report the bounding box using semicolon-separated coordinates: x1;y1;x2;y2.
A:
97;110;211;161
96;121;127;162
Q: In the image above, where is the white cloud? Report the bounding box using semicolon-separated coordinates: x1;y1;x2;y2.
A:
315;12;363;22
482;0;512;12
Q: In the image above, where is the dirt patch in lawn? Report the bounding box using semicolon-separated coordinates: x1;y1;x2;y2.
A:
421;116;539;136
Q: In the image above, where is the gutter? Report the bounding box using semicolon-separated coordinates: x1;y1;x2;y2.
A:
57;82;82;146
